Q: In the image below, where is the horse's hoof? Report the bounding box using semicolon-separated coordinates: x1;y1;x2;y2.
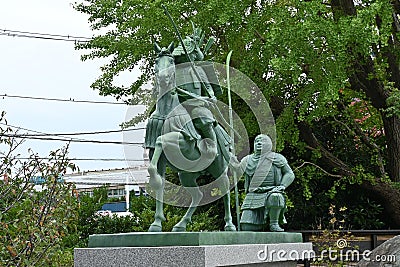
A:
172;226;186;232
148;223;162;232
269;224;284;232
224;224;237;231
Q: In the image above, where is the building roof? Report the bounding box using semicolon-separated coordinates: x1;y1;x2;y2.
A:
101;202;127;212
64;165;149;190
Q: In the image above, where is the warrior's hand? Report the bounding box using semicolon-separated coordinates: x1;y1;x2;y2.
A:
229;155;239;167
254;186;275;193
209;96;217;104
204;96;217;107
273;186;286;192
229;155;243;176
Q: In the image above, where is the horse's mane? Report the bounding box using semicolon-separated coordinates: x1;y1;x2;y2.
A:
153;47;175;98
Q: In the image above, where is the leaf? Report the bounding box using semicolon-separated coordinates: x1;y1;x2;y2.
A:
7;245;17;258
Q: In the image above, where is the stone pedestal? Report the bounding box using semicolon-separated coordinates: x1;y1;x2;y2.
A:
74;232;313;267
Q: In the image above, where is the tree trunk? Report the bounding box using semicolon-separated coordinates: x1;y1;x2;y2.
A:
382;115;400;182
334;0;400;182
298;121;400;227
361;180;400;228
349;52;400;182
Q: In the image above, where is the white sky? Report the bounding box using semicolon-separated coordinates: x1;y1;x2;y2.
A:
0;0;145;172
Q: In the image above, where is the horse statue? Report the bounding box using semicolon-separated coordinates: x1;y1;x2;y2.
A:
144;42;236;232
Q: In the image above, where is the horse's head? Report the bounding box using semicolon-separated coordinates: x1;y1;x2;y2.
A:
154;42;175;94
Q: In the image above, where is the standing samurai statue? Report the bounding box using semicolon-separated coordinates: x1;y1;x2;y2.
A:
237;134;295;232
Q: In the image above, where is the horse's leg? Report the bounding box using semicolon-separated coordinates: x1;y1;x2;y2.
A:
148;138;166;232
172;172;202;232
220;169;237;231
206;144;237;232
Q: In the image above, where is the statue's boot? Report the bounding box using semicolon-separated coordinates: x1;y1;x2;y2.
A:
199;126;218;156
270;223;284;232
192;108;218;156
269;207;284;232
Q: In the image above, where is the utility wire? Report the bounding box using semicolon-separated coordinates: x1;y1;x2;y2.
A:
1;122;116;143
0;122;145;136
66;183;146;185
0;123;145;146
0;32;87;42
1;133;144;146
0;157;144;162
0;29;92;40
0;122;90;143
0;121;88;142
0;29;91;43
0;94;127;105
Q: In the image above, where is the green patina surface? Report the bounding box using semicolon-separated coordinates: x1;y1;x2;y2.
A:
88;232;303;248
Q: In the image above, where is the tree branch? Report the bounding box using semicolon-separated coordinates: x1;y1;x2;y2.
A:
294;161;343;178
254;30;266;44
299;122;355;177
335;103;386;177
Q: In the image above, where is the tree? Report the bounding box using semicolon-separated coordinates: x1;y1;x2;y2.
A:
0;113;78;266
74;186;108;245
74;0;400;227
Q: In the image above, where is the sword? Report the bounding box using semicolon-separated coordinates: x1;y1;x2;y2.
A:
226;50;241;231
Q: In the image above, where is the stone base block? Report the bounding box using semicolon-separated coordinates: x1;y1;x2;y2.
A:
74;243;313;267
88;232;303;247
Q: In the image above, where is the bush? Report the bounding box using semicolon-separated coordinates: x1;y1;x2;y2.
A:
0;113;78;266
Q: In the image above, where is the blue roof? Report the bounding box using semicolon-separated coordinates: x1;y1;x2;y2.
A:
101;202;126;212
30;176;64;185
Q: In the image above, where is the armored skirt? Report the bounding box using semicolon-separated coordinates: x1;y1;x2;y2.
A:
144;106;201;149
240;192;286;226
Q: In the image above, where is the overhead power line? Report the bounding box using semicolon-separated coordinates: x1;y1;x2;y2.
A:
0;28;91;42
0;122;145;137
62;182;145;185
0;32;86;42
0;157;144;162
0;121;90;143
0;122;145;146
0;29;92;40
70;158;144;162
1;133;144;146
0;94;127;105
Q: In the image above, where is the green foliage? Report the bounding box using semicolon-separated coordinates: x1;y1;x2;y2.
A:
286;178;385;230
129;194;156;230
73;0;396;155
347;196;385;230
46;248;74;267
74;187;109;246
0;113;78;267
87;214;140;234
72;193;221;242
74;0;400;228
311;205;357;266
386;89;400;117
